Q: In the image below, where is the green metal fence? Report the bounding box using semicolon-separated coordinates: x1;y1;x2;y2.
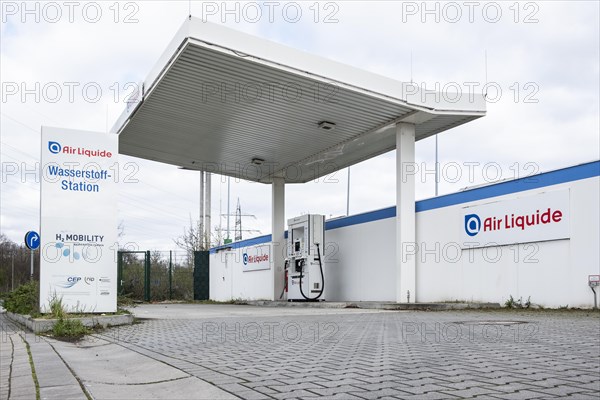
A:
193;251;209;301
117;250;196;302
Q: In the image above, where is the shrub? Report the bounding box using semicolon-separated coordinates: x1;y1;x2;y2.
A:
3;281;39;316
52;318;90;340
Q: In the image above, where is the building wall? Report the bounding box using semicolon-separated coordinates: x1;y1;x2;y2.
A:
210;239;274;301
210;161;600;307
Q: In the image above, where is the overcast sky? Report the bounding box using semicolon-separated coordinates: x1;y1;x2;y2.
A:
1;1;598;251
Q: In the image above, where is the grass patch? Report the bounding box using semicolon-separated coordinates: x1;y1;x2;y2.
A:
190;299;247;305
504;295;531;309
117;294;137;307
51;319;91;342
44;294;91;341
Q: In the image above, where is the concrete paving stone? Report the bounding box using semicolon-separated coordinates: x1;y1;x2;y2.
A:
527;377;591;388
439;386;505;398
251;385;280;396
6;374;36;399
486;390;551;399
471;375;532;386
244;379;289;388
564;381;600;391
398;383;457;395
49;338;189;385
270;389;324;399
316;371;373;380
529;386;595;397
305;384;367;396
226;390;273;400
298;393;367;400
219;382;260;393
387;391;462;400
354;380;408;392
89;376;239;399
40;384;88;400
26;340;85;399
392;370;445;380
479;382;543;393
299;378;369;389
7;387;38;400
557;373;600;384
201;375;249;385
348;387;413;399
349;374;405;384
433;380;482;390
267;382;326;393
562;392;600;399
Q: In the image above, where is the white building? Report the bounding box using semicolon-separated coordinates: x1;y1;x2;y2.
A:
210;161;600;308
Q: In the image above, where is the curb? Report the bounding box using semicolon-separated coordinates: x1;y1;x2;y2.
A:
5;312;134;333
242;300;502;311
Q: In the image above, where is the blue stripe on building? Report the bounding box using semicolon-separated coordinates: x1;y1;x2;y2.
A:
211;160;599;253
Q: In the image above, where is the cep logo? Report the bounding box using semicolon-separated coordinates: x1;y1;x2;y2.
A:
465;214;481;236
243;253;249;265
56;276;81;289
48;141;62;154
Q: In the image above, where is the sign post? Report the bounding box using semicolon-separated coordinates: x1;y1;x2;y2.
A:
589;275;600;310
24;231;40;279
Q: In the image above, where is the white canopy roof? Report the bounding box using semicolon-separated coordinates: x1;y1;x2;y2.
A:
113;18;486;183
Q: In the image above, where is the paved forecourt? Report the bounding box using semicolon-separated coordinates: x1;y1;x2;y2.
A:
96;304;600;399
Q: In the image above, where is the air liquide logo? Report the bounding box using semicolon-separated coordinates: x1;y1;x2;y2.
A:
465;208;564;237
465;214;481;236
48;141;62;154
47;140;112;158
243;253;269;265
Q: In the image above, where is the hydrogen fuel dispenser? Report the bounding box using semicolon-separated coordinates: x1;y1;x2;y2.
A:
286;214;325;301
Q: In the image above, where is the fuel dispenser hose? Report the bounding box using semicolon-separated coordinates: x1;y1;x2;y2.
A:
299;243;324;301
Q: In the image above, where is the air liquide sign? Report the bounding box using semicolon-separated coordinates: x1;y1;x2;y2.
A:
460;190;570;248
242;244;271;272
40;127;118;313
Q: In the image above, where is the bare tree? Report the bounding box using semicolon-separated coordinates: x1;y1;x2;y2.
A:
173;215;209;263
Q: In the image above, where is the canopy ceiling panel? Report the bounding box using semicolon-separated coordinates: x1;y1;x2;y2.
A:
114;18;486;183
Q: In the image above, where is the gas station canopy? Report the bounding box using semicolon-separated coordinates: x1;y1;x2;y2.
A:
113;18;486;183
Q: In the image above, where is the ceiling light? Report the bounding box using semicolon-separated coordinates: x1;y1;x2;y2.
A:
251;157;265;165
318;121;336;131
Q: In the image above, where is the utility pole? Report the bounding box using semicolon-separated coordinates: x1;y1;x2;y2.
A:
346;167;351;215
200;171;205;250
235;198;242;242
435;135;439;196
226;177;231;242
205;173;212;249
11;252;14;291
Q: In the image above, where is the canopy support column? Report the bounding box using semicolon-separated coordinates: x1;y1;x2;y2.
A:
396;122;416;303
272;176;285;300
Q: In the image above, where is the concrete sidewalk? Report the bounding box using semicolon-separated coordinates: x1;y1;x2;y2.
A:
0;309;237;400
